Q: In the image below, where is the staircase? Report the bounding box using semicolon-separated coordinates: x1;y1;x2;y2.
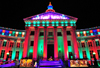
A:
38;59;65;68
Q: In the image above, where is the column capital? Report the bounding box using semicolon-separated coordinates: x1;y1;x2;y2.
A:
62;27;66;31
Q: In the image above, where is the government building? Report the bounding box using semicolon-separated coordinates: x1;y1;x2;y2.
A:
0;2;100;67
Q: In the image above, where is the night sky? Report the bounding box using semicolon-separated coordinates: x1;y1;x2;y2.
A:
0;0;100;30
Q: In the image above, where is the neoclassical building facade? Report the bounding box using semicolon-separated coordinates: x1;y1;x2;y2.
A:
0;2;100;62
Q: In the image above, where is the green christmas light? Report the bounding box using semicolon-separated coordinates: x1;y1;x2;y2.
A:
9;34;11;36
65;21;68;26
51;21;55;26
28;25;31;27
70;23;73;26
19;32;21;34
37;21;40;26
27;21;31;25
42;21;45;26
90;33;93;36
12;31;15;36
33;21;36;26
61;21;64;26
25;25;27;27
2;33;4;35
56;21;59;26
98;32;100;35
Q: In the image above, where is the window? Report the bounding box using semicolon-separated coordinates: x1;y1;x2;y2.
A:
9;51;12;58
3;41;7;47
1;50;5;58
30;31;34;35
67;31;71;35
68;41;71;46
88;42;92;47
97;50;100;58
57;32;62;36
15;51;19;59
30;41;34;46
95;41;99;46
10;42;14;47
90;50;93;58
83;51;87;58
48;32;53;36
17;43;20;48
81;42;85;47
39;32;44;36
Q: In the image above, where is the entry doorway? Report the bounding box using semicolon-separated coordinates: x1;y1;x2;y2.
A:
47;44;54;59
29;53;33;59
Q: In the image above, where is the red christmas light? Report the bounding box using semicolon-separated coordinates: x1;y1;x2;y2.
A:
97;29;99;32
90;30;93;33
2;30;5;33
9;31;12;34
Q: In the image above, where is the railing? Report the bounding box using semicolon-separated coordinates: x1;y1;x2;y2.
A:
37;59;42;68
59;59;65;67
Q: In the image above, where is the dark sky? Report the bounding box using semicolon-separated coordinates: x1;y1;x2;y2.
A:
0;0;100;30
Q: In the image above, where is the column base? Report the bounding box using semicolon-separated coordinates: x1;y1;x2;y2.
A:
33;58;37;61
43;58;47;61
54;57;59;61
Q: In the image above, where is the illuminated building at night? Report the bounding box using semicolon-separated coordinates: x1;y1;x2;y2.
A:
0;2;100;63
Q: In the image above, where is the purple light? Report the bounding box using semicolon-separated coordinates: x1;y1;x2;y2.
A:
0;63;15;67
32;13;69;20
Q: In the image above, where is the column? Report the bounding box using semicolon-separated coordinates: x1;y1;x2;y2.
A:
12;41;16;60
85;40;91;60
53;27;58;60
62;27;68;60
93;40;99;60
19;41;23;60
71;27;79;58
23;27;30;58
79;41;83;59
4;40;10;60
43;27;47;60
33;27;39;60
0;40;3;57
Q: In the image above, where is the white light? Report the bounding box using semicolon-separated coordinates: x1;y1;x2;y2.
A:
83;31;86;34
16;32;18;34
22;32;25;35
77;32;79;34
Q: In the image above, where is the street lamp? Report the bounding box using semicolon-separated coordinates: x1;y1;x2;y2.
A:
93;52;96;55
6;52;9;61
92;52;98;66
6;52;9;55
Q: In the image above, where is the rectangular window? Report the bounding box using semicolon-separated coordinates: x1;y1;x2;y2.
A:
1;50;5;58
68;41;71;46
81;42;85;47
30;41;34;46
17;43;20;48
3;41;7;47
67;31;71;35
15;51;19;59
90;50;93;58
57;32;62;36
88;42;92;47
10;42;14;47
95;41;99;46
30;31;34;35
39;32;44;36
97;50;100;58
9;51;12;58
83;51;87;58
48;32;53;36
